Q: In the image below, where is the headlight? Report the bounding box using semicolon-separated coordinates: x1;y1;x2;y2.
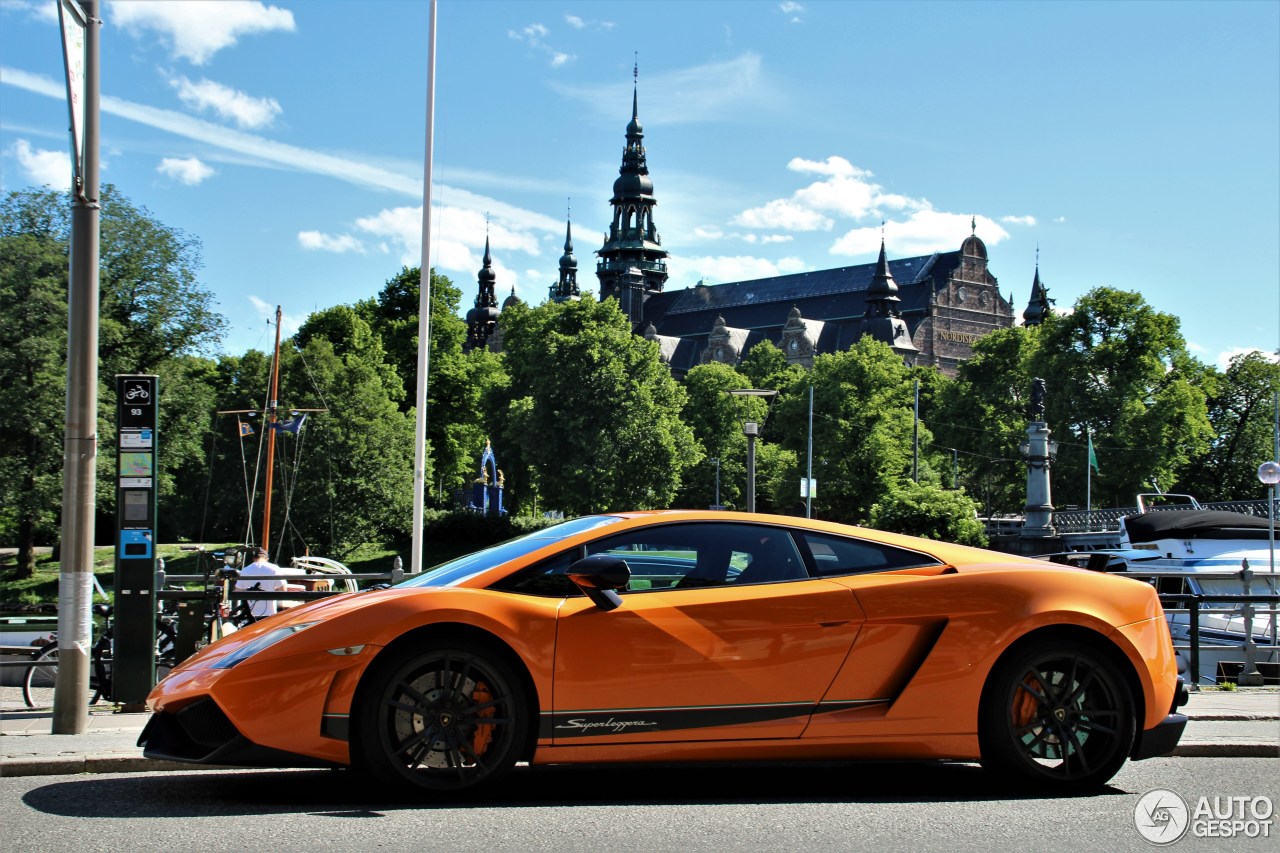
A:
211;621;320;670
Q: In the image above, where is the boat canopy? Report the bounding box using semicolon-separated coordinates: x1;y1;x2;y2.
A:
1124;510;1271;542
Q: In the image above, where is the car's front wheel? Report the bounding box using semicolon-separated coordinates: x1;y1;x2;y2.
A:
979;638;1136;792
353;642;528;794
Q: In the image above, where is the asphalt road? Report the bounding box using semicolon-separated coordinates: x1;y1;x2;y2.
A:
2;757;1277;852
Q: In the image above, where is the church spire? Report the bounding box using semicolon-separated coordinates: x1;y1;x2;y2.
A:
865;237;901;315
1022;249;1053;326
466;229;500;351
859;238;918;362
596;61;669;327
550;203;580;302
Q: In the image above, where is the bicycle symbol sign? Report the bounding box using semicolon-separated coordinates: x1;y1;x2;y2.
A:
123;381;151;405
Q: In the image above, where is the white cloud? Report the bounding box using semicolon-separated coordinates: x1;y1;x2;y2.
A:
351;200;554;287
1054;216;1067;223
170;76;282;129
733;199;832;231
779;2;805;22
831;211;1010;257
676;254;809;284
10;139;70;189
110;0;295;65
2;0;58;24
553;53;776;125
1214;347;1279;371
735;156;929;232
1001;214;1037;226
157;156;215;185
565;14;585;29
297;231;365;254
3;67;419;195
508;21;574;67
247;295;302;338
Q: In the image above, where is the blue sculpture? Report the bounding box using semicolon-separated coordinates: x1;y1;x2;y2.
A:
469;440;506;516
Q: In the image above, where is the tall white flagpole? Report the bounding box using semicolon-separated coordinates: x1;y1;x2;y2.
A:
411;0;437;574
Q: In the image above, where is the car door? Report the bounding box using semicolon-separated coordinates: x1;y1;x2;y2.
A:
786;529;976;739
548;521;865;745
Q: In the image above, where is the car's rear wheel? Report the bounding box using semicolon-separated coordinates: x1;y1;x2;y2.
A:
353;642;527;794
979;638;1135;791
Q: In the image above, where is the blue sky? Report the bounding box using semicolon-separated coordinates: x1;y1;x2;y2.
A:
2;0;1277;368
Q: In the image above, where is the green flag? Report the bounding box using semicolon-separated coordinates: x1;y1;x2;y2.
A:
1087;430;1100;473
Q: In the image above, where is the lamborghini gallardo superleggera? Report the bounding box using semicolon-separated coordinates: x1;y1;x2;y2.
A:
141;511;1188;794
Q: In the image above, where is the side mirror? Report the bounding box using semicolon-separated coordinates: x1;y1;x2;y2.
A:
568;554;631;612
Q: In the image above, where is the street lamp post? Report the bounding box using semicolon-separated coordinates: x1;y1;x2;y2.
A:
1259;461;1279;578
726;389;777;514
710;457;721;510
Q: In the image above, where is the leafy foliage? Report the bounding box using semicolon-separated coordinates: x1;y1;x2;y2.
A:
1177;352;1280;500
495;296;699;515
769;337;927;524
0;186;224;576
867;481;988;546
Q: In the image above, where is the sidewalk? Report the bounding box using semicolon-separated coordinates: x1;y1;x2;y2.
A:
2;689;1276;778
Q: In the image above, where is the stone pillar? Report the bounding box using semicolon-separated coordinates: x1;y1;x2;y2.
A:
1021;421;1057;538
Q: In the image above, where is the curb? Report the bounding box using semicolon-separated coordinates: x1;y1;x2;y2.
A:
1;755;236;777
1171;743;1280;758
2;745;1276;778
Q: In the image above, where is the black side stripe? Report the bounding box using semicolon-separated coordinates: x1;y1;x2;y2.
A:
540;699;888;739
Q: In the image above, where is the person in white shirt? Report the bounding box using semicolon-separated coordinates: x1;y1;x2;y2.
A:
235;547;305;619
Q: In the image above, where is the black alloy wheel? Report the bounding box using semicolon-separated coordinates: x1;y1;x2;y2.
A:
979;638;1136;791
354;643;528;793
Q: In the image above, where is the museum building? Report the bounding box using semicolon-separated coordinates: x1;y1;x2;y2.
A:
466;81;1053;377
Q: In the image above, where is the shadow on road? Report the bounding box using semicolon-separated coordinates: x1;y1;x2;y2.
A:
21;760;1126;818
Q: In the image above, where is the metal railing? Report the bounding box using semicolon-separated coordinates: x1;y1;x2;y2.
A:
1051;499;1275;534
1117;566;1280;687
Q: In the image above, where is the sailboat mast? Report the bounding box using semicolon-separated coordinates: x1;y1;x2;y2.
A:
261;305;283;552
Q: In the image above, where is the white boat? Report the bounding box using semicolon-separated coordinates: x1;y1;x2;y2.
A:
1117;495;1277;685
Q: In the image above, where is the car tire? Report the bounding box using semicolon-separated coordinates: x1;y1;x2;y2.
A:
979;638;1136;792
353;641;528;794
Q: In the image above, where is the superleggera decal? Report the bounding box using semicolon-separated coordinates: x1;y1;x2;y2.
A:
541;701;886;739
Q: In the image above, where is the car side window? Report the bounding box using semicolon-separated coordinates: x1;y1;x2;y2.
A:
490;551;580;597
586;523;808;590
799;531;941;577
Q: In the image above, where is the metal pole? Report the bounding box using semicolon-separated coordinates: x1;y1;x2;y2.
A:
745;425;757;513
806;385;813;518
713;457;720;508
54;0;99;734
260;306;282;551
912;379;919;482
411;0;437;574
1189;598;1201;687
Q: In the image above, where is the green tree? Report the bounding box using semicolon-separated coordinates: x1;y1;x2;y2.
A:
678;362;765;510
739;340;804;391
931;325;1040;515
1031;288;1213;508
272;330;416;558
1178;352;1280;500
356;267;505;502
867;481;987;545
770;337;926;524
0;186;224;575
496;296;699;515
0;207;68;576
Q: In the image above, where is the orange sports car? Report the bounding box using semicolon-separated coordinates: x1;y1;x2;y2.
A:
141;511;1188;794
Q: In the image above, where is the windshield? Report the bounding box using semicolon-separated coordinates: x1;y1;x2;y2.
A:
395;515;623;589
